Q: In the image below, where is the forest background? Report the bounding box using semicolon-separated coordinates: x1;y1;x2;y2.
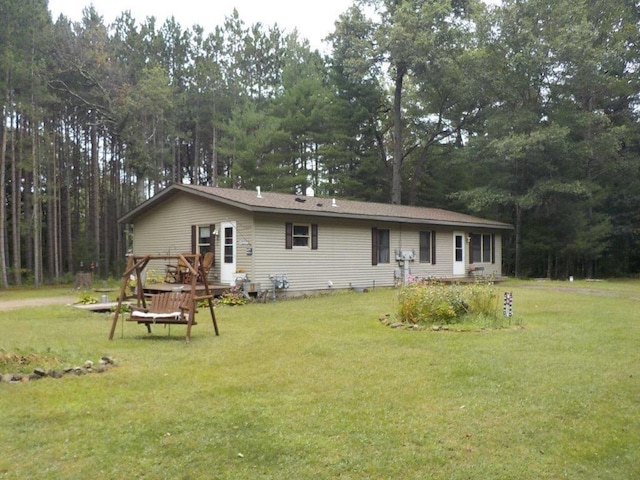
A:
1;0;639;287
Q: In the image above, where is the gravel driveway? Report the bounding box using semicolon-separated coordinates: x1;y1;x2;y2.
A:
0;296;79;311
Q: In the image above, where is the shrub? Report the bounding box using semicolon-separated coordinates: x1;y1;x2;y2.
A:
76;292;98;305
215;286;247;306
145;269;166;284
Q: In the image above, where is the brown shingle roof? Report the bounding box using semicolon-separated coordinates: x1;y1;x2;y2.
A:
120;184;513;230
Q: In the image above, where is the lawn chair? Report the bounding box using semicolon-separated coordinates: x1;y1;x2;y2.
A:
165;254;191;283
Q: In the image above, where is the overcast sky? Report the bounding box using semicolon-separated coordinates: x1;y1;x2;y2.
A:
48;1;501;54
47;0;353;53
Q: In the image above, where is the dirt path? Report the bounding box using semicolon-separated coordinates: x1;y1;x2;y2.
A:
0;296;79;311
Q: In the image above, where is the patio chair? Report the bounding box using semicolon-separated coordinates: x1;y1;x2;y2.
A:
197;252;214;283
165;254;191;283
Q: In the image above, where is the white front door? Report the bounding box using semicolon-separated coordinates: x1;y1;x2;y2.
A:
220;221;236;285
453;232;466;276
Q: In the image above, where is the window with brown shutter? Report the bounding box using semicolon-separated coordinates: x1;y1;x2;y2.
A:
285;222;293;249
311;224;318;250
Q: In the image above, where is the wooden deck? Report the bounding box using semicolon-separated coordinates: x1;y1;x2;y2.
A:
143;282;231;297
440;276;508;284
74;301;130;312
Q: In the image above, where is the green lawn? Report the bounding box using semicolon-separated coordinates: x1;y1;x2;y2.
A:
1;281;639;479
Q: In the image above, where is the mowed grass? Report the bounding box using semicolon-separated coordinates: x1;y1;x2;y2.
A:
1;281;639;479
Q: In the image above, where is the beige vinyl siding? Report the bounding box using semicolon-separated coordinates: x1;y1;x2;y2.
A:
249;216;507;292
400;228;455;279
131;192;253;282
249;217;504;292
252;214;394;291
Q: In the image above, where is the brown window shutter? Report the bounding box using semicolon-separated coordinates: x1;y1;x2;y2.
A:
209;224;216;266
431;231;436;265
191;225;197;253
311;224;318;250
372;228;378;265
285;222;293;249
492;234;496;264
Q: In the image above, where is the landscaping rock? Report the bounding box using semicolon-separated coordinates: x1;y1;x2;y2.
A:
0;355;118;385
431;325;450;331
101;355;118;367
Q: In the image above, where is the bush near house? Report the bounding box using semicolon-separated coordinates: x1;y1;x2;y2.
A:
215;286;247;306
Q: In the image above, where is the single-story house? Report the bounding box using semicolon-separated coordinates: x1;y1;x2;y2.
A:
119;184;513;293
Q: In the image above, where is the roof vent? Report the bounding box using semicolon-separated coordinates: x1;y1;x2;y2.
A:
332;198;337;208
256;186;262;198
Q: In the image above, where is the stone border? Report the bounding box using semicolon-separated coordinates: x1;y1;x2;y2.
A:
1;356;118;384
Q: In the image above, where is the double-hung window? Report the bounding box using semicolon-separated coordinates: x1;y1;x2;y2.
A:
293;224;310;247
470;233;494;263
198;226;212;254
371;228;390;265
419;231;436;264
191;224;215;255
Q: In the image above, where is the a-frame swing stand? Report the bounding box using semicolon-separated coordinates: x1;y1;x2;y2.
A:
109;254;219;342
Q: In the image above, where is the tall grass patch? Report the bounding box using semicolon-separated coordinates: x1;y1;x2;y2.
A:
397;281;504;326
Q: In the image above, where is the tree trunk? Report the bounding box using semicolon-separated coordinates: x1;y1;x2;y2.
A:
91;115;100;276
11;110;21;285
194;121;200;185
32;117;43;286
65;120;75;274
514;203;522;278
391;62;406;205
0;105;8;288
46;136;55;280
212;123;218;187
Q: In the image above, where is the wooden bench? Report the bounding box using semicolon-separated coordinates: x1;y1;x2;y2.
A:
468;265;485;277
127;291;202;337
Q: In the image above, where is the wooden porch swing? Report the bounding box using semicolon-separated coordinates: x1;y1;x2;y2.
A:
108;253;219;342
